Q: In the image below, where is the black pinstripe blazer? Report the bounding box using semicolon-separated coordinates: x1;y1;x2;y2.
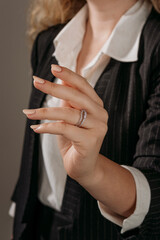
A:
11;7;160;240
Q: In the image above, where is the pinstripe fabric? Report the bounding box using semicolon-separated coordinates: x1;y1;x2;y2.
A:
11;7;160;240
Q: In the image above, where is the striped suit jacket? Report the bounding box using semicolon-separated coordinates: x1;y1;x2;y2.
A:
11;7;160;240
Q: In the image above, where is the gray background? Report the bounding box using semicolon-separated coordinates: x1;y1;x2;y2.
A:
0;0;31;239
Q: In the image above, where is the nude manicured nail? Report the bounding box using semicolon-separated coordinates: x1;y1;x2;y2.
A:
33;76;45;84
30;125;41;130
23;109;36;115
51;64;62;73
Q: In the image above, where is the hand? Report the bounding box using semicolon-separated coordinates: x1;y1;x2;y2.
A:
23;64;108;183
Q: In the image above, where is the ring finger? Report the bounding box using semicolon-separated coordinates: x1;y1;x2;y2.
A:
23;107;98;129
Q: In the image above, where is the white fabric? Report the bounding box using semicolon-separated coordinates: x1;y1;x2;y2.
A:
53;0;152;63
9;202;16;217
9;0;152;234
98;166;151;234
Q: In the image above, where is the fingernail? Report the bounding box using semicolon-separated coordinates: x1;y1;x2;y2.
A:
33;76;45;84
30;125;41;130
51;64;62;73
23;109;36;115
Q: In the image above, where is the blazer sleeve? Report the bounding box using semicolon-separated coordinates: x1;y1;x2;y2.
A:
10;33;39;203
121;42;160;239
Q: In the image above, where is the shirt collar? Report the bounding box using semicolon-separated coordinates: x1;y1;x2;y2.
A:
53;0;152;64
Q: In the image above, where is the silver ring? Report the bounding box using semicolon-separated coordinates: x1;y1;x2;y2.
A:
75;109;87;127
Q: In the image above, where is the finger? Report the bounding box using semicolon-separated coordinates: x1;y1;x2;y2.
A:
23;107;100;129
30;122;89;143
51;64;104;107
33;76;104;119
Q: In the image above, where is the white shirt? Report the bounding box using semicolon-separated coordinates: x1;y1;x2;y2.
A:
9;0;152;234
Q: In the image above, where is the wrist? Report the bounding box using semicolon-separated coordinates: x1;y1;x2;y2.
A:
76;154;136;218
76;154;104;189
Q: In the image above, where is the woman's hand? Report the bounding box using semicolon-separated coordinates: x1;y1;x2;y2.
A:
23;64;108;183
23;64;136;218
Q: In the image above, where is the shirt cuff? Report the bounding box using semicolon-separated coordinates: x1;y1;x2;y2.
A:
8;202;16;218
98;165;151;234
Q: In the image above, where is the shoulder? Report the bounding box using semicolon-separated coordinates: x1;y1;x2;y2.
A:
36;24;66;50
139;8;160;58
31;23;66;72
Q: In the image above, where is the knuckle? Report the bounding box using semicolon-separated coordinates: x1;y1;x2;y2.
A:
70;87;77;97
67;87;78;101
96;98;104;107
45;122;51;129
50;82;58;95
103;109;109;123
58;122;67;132
99;99;104;107
41;108;48;115
98;122;108;137
38;108;49;119
103;123;108;135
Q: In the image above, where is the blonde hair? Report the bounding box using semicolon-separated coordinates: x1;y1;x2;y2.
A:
28;0;160;43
